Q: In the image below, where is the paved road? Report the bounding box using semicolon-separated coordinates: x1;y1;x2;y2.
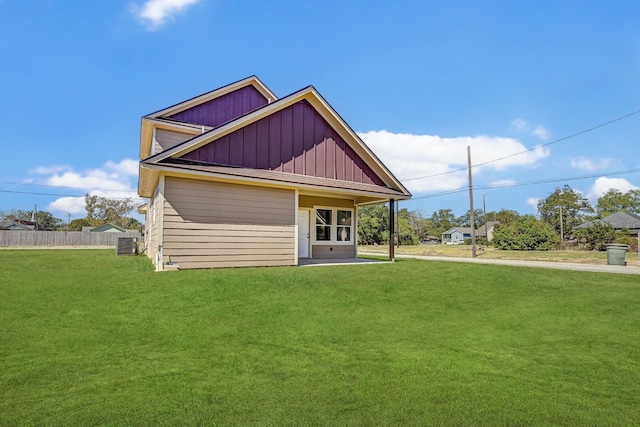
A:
360;252;640;275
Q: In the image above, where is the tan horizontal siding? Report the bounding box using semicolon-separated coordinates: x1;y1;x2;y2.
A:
155;129;194;153
161;177;295;269
165;177;294;226
172;259;294;270
162;222;292;233
312;244;356;259
163;206;290;225
145;189;162;266
162;234;292;244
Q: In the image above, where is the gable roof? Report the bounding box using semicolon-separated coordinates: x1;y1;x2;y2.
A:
575;211;640;232
140;76;277;159
138;79;411;203
442;227;473;235
0;219;33;230
476;221;500;235
90;223;128;233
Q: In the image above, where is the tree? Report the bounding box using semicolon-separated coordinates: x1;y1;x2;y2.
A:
398;208;419;245
457;209;485;228
595;188;640;217
84;194;138;228
486;209;520;226
537;185;594;237
573;222;617;251
493;215;558;251
430;209;458;234
357;203;389;245
67;218;91;231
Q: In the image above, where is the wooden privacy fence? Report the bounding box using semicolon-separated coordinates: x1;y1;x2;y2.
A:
0;231;141;247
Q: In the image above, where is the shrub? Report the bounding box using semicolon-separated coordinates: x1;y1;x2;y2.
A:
616;234;638;252
493;215;558;251
573;222;617;251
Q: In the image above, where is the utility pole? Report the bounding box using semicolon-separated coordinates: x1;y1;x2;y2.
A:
396;200;400;248
389;199;395;262
33;204;38;231
467;146;477;258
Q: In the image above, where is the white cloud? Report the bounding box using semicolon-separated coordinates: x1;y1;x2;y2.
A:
511;118;528;132
532;126;549;140
132;0;201;30
526;197;540;210
570;156;613;171
358;130;550;194
48;197;87;215
29;159;142;215
586;176;639;204
490;179;517;188
511;118;550;140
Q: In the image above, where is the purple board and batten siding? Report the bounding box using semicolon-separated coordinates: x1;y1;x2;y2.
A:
180;100;386;187
168;85;269;128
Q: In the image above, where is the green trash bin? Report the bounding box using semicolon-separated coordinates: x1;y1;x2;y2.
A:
606;244;628;266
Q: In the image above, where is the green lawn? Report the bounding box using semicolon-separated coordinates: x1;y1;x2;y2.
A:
1;250;639;425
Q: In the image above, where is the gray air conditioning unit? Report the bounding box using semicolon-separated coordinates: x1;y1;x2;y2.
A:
116;237;139;256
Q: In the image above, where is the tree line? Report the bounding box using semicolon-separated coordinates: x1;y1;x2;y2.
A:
358;186;640;251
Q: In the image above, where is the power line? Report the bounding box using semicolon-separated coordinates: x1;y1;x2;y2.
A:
410;167;640;201
0;181;134;193
402;108;640;182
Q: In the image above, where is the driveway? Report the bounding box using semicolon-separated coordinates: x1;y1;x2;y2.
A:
360;252;640;275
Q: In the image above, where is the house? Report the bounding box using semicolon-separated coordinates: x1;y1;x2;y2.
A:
476;221;500;242
574;211;640;236
137;76;411;270
0;219;34;231
441;227;473;244
85;223;129;233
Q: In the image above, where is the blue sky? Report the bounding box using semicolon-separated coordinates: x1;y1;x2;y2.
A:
1;0;639;221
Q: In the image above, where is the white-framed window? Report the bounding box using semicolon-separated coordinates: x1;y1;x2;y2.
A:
314;207;353;244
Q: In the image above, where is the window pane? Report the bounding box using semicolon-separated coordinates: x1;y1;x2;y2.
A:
337;226;351;242
316;209;332;225
316;226;331;241
337;210;352;225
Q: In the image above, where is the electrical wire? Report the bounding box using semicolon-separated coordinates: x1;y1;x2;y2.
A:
410;167;640;201
402;108;640;182
0;189;139;200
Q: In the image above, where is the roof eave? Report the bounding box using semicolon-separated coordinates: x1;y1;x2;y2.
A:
140;161;410;202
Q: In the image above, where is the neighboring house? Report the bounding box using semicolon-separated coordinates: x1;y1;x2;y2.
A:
476;221;500;242
138;76;411;270
89;223;128;233
0;219;34;230
441;227;472;244
574;211;640;236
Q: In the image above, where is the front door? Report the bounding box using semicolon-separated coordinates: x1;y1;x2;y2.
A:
298;210;310;258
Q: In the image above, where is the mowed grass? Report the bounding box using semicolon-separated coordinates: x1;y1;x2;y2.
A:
1;250;639;425
360;244;640;266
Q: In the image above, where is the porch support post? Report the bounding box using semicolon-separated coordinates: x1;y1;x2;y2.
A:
389;198;395;261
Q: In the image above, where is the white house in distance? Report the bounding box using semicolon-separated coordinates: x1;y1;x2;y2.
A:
441;221;499;244
137;76;411;270
441;227;472;245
